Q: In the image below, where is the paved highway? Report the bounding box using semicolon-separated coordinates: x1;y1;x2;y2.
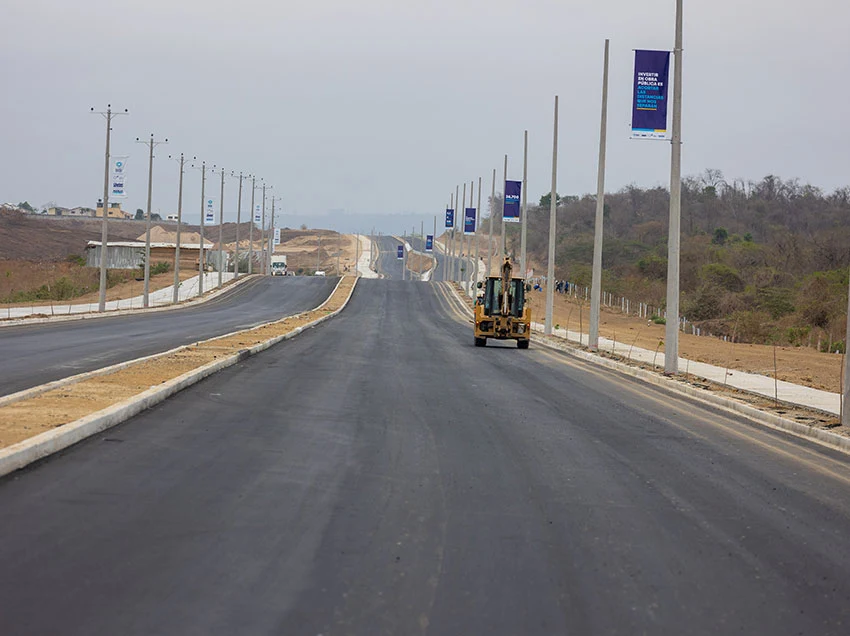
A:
374;235;405;279
0;276;338;397
2;280;849;634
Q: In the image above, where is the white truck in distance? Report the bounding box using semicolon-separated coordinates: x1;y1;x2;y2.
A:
271;255;287;276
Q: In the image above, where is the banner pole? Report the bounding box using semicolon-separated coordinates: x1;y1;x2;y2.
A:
520;130;528;280
664;0;684;374
545;96;559;336
461;182;467;284
433;215;437;283
453;186;459;281
488;168;495;277
590;39;610;350
501;154;507;262
475;175;482;288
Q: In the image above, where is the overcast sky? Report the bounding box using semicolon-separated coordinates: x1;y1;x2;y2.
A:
3;0;848;233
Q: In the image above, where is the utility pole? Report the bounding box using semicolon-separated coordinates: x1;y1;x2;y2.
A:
232;171;246;279
590;39;611;351
433;215;437;283
501;154;508;263
168;153;185;304
844;272;850;426
453;185;459;281
355;231;360;277
488;168;495;277
665;0;684;374
317;235;321;273
260;183;267;275
475;175;481;288
460;182;467;284
520;130;529;280
545;95;559;336
336;231;341;275
91;105;128;312
270;196;280;275
208;166;226;289
193;159;208;296
136;134;168;308
249;177;260;275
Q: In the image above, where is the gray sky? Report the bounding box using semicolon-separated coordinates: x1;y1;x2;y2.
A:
3;0;849;233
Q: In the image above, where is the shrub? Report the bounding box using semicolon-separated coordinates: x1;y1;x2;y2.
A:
150;261;171;275
700;262;744;292
66;254;87;266
652;316;666;325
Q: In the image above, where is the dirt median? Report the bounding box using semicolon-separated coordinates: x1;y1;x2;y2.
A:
0;276;356;449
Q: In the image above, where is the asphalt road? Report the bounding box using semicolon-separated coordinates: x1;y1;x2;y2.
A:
374;235;405;279
0;276;338;397
2;280;850;634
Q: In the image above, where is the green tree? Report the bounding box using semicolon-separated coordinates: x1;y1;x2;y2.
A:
151;213;162;221
17;201;34;212
539;193;563;208
135;209;144;220
712;227;729;245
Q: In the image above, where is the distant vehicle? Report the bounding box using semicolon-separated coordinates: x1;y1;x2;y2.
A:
314;270;326;277
473;257;531;349
271;255;287;276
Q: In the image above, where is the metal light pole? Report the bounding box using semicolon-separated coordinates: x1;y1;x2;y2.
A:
520;130;529;279
590;39;611;350
460;182;467;284
501;154;508;262
231;171;247;279
665;0;684;374
168;153;185;304
91;105;128;312
545;96;559;336
193;160;207;296
212;166;225;289
433;215;437;283
249;177;260;275
488;168;495;277
261;183;268;275
270;196;280;275
475;175;482;287
136;134;168;308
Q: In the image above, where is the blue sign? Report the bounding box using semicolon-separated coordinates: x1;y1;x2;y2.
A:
425;235;434;252
254;204;261;223
504;181;521;223
445;208;455;228
464;207;476;235
631;50;671;139
397;245;404;260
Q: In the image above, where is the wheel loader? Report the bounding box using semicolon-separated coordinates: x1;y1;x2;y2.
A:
473;257;531;349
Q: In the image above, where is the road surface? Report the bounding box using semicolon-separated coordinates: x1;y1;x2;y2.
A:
1;280;849;635
374;235;405;279
0;276;338;397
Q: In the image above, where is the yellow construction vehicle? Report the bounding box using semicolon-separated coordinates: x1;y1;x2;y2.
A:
473;257;531;349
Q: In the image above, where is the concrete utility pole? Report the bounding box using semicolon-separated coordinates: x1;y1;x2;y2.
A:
453;186;459;281
488;168;495;277
168;153;185;305
209;166;226;289
665;0;684;374
589;39;611;351
460;182;466;284
520;130;529;280
136;134;168;308
317;235;321;273
261;183;268;275
231;171;247;279
249;177;259;275
501;154;508;263
195;160;207;296
91;105;128;312
433;215;437;283
355;231;360;277
545;96;559;336
270;196;280;275
475;175;482;287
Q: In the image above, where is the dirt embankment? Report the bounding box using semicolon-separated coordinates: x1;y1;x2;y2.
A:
525;289;843;393
276;231;358;275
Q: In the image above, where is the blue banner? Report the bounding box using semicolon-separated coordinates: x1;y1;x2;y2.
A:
504;181;521;223
464;208;476;235
425;235;433;252
445;208;454;228
254;204;261;223
631;50;670;140
205;198;215;223
397;245;404;260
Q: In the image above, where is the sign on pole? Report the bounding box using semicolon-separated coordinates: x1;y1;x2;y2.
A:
273;227;281;246
110;156;129;199
464;207;477;235
397;245;404;260
503;181;521;222
445;208;455;228
631;50;671;139
425;234;434;252
205;198;215;223
254;204;261;223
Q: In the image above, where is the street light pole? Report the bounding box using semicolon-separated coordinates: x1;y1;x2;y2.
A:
213;166;226;289
590;39;611;351
136;133;168;308
520;130;529;280
665;0;684;374
193;160;207;296
232;171;246;279
488;168;495;277
261;183;267;275
91;105;128;312
249;177;259;275
168;153;185;305
545;95;559;336
475;175;482;288
501;154;508;263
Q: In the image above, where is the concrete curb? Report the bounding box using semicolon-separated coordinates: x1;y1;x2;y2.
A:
0;277;359;478
446;285;850;455
0;274;258;328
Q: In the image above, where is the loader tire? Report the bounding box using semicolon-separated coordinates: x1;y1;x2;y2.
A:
474;337;487;347
517;340;530;350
